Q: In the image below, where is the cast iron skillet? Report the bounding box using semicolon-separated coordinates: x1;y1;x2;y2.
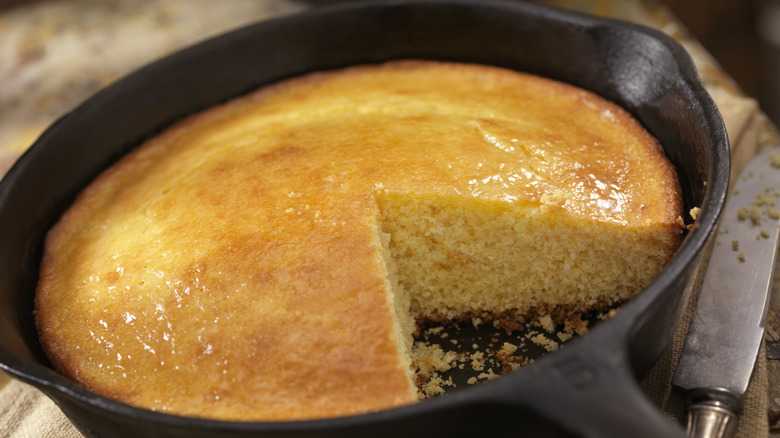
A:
0;1;729;437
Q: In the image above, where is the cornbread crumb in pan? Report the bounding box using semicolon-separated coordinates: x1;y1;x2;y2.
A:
35;60;683;421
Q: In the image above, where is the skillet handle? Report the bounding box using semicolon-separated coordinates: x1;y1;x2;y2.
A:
491;335;687;438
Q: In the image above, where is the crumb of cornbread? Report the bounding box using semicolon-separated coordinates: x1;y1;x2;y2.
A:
477;369;500;381
538;315;556;333
529;333;560;352
413;341;457;399
470;351;486;371
419;375;454;397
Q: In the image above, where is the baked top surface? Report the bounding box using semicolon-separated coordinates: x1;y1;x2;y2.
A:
35;60;681;420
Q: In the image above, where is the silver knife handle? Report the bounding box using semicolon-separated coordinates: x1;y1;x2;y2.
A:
684;388;740;438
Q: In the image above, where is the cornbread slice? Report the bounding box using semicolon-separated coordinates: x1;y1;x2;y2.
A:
35;61;682;421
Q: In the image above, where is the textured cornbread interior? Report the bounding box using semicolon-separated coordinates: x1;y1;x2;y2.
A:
377;192;679;320
35;60;683;422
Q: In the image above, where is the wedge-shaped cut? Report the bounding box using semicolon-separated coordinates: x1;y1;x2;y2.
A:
35;61;682;421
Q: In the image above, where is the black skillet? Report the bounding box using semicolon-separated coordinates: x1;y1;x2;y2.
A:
0;1;729;437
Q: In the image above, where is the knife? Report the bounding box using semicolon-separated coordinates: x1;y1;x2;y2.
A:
673;146;780;438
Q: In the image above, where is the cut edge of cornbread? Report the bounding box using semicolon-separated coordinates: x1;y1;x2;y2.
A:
379;191;680;321
374;189;681;396
371;213;418;400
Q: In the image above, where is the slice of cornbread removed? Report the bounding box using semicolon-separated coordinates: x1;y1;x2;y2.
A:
35;60;682;422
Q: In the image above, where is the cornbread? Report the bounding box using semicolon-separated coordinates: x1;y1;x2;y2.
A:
35;61;682;421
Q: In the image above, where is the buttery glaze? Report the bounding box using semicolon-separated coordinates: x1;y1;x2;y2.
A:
35;61;681;421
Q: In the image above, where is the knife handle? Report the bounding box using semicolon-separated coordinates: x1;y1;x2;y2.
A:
684;388;740;438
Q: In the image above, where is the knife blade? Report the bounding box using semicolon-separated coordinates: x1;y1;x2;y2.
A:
673;146;780;438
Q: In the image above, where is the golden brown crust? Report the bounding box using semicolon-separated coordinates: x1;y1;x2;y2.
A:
35;60;682;421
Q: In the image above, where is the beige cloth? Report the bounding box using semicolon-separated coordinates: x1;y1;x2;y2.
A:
0;379;83;438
